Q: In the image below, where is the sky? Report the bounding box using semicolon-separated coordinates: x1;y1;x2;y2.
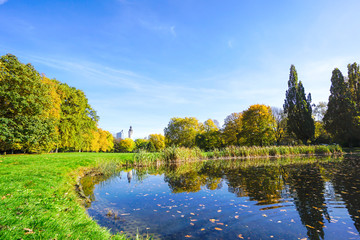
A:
1;0;360;139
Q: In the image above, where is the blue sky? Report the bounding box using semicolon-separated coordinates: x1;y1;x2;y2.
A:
1;0;360;139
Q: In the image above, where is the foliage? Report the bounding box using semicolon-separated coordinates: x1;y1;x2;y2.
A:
0;54;56;153
242;104;276;146
164;117;202;147
114;138;135;153
324;67;357;146
0;54;113;153
195;119;222;151
135;138;149;150
283;65;315;144
222;112;243;146
271;107;287;145
148;133;165;151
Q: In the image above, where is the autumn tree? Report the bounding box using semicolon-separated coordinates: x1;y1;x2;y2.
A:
242;104;276;146
149;134;165;151
222;113;243;146
283;65;315;144
164;117;202;147
195;119;222;150
114;138;135;153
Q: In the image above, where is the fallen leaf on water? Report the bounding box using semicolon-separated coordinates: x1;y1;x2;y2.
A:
214;227;222;231
209;219;216;223
185;235;192;238
190;219;197;222
201;228;205;231
238;234;244;239
306;225;315;229
235;215;239;219
190;223;194;226
190;213;195;215
217;210;222;213
217;223;224;225
262;214;267;217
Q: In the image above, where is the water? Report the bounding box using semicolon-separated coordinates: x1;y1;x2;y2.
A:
82;156;360;240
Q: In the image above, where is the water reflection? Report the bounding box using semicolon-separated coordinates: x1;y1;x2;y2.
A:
82;156;360;240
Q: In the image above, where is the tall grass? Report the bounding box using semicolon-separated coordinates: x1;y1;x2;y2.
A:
134;145;343;163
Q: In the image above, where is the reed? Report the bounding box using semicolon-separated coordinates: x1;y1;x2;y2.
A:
133;145;343;163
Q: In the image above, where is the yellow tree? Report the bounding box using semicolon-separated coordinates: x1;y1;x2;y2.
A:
242;104;276;146
222;113;243;146
149;134;165;151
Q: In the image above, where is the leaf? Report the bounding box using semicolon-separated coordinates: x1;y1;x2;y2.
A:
185;235;192;238
238;234;244;239
214;227;222;231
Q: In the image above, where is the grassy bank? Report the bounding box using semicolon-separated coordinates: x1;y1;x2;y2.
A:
0;145;343;239
133;145;343;164
0;152;134;239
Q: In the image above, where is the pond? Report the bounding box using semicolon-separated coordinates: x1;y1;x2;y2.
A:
81;156;360;240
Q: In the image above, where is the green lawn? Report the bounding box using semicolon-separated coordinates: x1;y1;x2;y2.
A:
0;152;134;240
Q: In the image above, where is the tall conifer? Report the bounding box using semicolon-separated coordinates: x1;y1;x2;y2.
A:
323;68;353;145
283;65;315;144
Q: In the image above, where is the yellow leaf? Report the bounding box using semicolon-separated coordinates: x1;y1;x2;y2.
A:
214;227;222;231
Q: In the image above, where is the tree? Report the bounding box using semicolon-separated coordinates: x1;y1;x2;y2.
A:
0;54;56;153
347;63;360;145
313;102;327;122
135;138;149;150
57;83;98;151
271;107;286;145
148;134;165;151
222;113;243;146
164;117;201;147
114;138;135;153
323;68;354;145
195;119;222;150
242;104;276;146
283;65;315;144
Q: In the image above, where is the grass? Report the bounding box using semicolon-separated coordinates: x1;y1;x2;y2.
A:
0;145;343;239
0;152;141;240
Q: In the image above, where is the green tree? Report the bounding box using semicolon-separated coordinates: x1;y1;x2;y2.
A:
195;119;222;150
164;117;201;147
242;104;276;146
135;138;149;150
222;113;243;146
57;83;98;151
0;54;56;153
283;65;315;144
148;134;165;151
323;68;354;146
347;63;360;145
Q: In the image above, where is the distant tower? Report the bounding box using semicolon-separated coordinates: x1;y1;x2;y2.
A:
128;126;133;139
116;130;124;139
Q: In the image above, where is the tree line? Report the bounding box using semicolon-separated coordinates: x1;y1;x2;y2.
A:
162;63;360;150
0;54;114;153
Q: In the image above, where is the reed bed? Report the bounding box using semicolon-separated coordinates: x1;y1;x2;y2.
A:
134;145;342;163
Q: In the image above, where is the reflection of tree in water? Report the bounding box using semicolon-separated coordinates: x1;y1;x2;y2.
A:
287;165;330;240
226;166;284;204
331;157;360;234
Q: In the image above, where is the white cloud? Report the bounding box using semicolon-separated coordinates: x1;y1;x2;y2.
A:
0;0;8;5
